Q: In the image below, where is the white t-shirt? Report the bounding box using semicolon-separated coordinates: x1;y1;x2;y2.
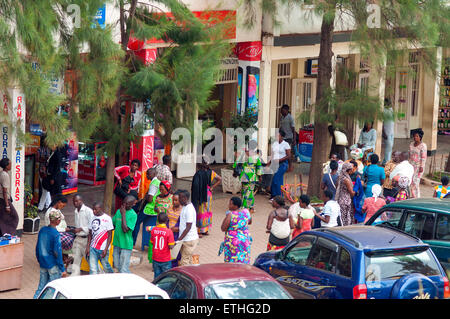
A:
271;140;291;160
179;203;199;242
89;213;114;250
321;200;341;228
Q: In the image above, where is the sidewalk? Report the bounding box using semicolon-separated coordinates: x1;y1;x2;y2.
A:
1;136;447;299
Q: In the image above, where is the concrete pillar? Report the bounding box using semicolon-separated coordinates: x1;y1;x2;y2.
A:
258;46;272;162
1;88;25;234
368;57;387;155
421;47;442;154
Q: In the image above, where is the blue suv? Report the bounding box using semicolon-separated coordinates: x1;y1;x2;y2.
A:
254;225;450;299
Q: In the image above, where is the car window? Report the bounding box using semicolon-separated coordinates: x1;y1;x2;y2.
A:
365;248;441;281
307;237;338;273
170;278;195;299
154;274;178;295
206;281;292;299
147;295;164;299
55;292;67;299
336;247;352;278
284;235;316;265
123;295;146;299
403;212;436;240
38;287;56;299
435;214;450;241
370;210;403;228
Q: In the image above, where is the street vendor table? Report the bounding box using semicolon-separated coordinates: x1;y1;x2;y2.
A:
0;242;23;291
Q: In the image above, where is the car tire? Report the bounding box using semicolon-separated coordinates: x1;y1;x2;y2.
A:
390;273;439;299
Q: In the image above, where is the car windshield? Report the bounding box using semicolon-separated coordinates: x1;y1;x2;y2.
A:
365;248;441;281
205;280;291;299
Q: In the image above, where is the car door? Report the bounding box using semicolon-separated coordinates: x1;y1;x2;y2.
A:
400;210;436;240
302;237;339;299
429;213;450;275
268;235;317;299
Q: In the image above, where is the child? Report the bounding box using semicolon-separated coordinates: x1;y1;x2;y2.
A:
395;176;410;202
434;175;449;199
290;194;315;238
150;212;175;279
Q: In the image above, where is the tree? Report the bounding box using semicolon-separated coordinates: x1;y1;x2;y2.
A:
0;0;123;148
99;0;231;213
243;0;450;197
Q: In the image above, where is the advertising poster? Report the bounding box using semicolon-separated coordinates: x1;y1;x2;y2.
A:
246;66;260;117
61;134;78;195
237;66;243;115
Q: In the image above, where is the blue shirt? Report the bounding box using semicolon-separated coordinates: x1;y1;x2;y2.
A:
322;173;338;199
363;164;385;197
35;226;65;272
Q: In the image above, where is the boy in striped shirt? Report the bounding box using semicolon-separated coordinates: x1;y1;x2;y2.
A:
86;202;114;274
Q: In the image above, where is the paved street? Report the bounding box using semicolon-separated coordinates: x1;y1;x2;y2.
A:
0;161;438;299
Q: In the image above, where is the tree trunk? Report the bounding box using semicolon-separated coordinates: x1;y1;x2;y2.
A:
307;11;335;198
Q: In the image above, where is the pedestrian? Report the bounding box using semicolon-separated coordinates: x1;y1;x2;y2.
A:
351;160;365;224
389;151;414;187
409;129;427;198
85;202;114;275
177;190;199;266
434;175;449;199
70;195;93;276
112;196;138;273
191;163;208;236
382;98;395;165
234;140;262;212
279;104;297;155
37;166;52;212
362;184;386;223
33;209;67;299
0;158;18;236
383;151;401;199
155;155;173;184
266;196;294;251
323;153;343;175
199;159;221;235
150;212;175;279
335;162;355;226
363;153;385;197
321;160;339;199
114;159;141;210
290;194;315;239
350;122;377;154
395;176;410;202
155;181;173;215
313;190;342;228
168;191;183;267
132;167;160;246
221;196;252;264
268;130;291;199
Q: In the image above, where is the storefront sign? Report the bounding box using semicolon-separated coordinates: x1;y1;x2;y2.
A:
236;41;262;61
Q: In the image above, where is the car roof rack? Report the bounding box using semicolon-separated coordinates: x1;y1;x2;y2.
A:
374;223;421;242
315;228;361;248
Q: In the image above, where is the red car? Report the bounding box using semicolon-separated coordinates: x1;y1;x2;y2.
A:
153;263;293;299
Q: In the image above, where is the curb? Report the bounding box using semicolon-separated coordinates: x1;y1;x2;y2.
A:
421;176;440;187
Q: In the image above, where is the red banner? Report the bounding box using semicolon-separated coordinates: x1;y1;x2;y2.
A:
130;135;155;172
236;41;262;61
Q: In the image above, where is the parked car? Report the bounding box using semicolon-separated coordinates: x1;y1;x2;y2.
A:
37;273;170;299
152;263;292;299
365;198;450;274
254;225;450;299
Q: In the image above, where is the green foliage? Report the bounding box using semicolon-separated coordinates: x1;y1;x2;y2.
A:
24;184;38;218
229;108;258;131
0;0;123;148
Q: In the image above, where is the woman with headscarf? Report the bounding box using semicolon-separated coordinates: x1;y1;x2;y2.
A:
409;129;427;198
155;181;173;216
362;184;386;223
395;176;410;202
335;162;356;226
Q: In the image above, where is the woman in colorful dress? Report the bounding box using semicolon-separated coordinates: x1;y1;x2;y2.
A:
335;162;356;226
221;197;252;264
168;191;183;267
409;129;427;198
234;142;263;213
155;181;173;215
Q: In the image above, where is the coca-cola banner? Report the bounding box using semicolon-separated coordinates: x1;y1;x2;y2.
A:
236;41;262;61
